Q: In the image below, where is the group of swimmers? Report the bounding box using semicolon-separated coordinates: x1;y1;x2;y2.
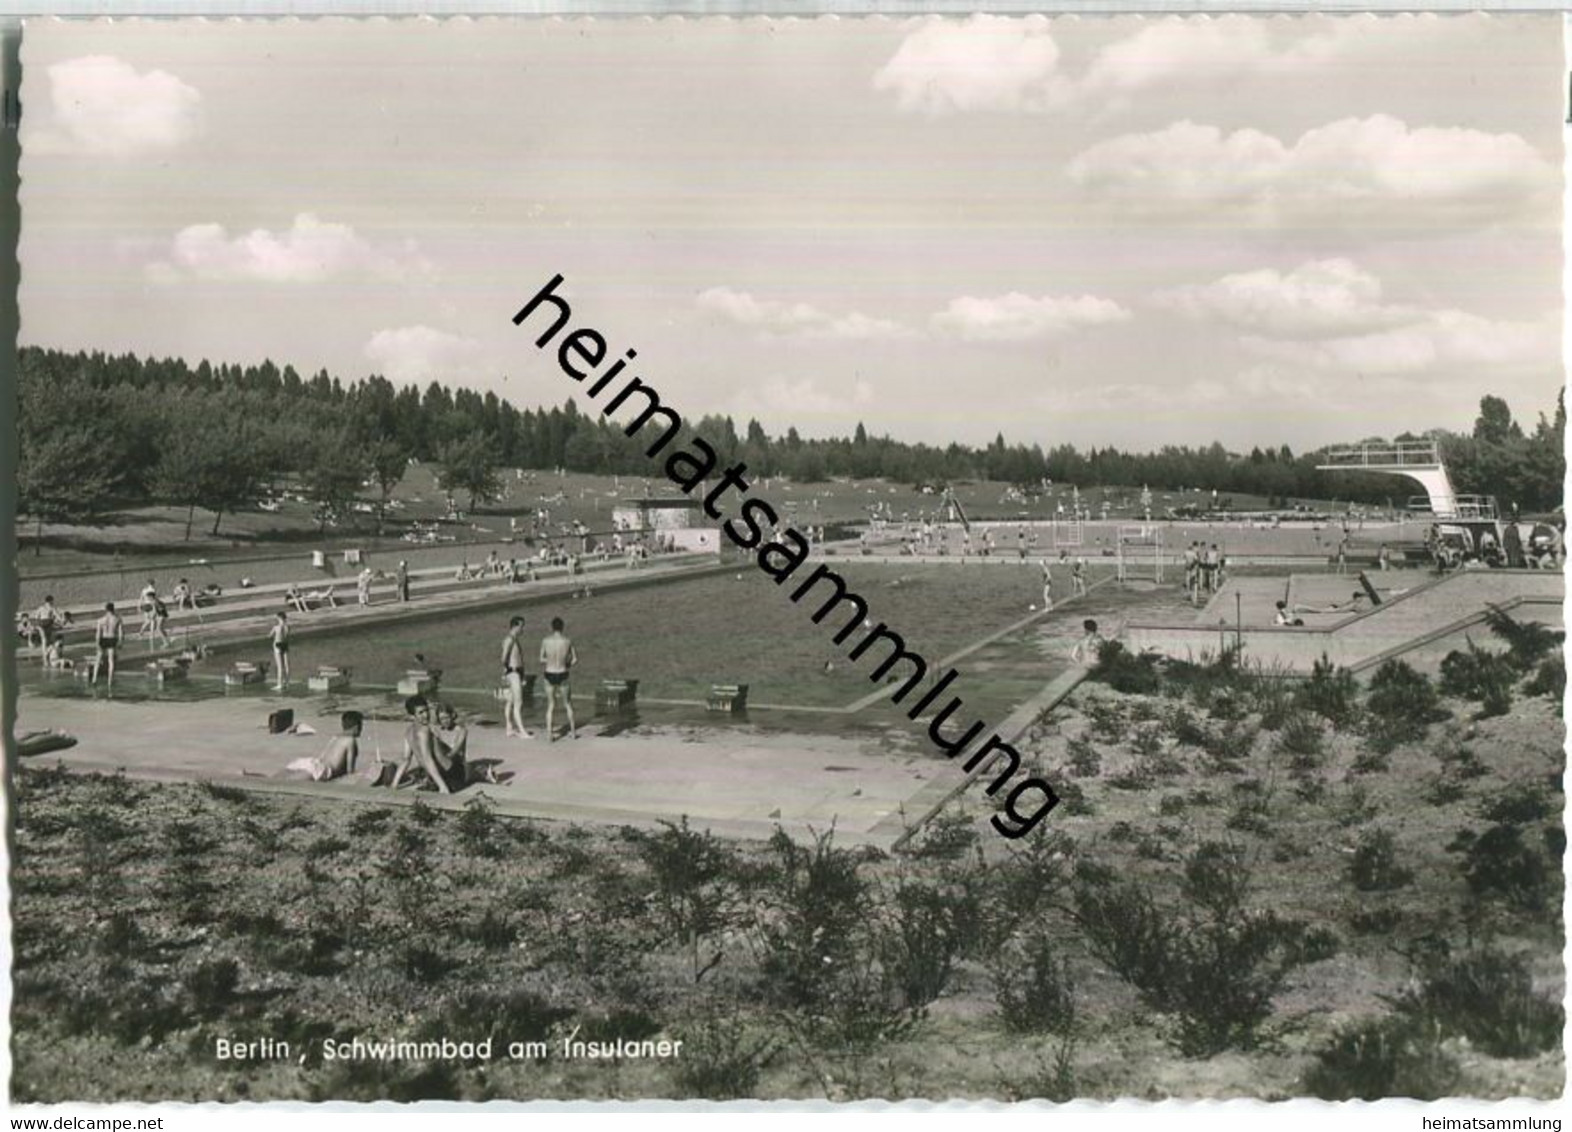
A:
1181;543;1227;603
500;615;579;742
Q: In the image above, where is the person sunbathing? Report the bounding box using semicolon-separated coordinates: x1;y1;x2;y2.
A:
285;712;363;781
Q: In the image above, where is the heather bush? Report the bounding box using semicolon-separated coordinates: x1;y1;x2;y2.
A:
1302;1016;1458;1100
1065;736;1103;778
1363;661;1448;753
1449;825;1556;914
1395;947;1563;1059
1483;604;1562;669
1090;640;1162;695
994;930;1077;1036
1296;655;1361;728
1346;829;1413;892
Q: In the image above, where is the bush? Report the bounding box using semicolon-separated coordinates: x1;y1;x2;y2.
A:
755;827;867;1011
1450;824;1555;913
1346;829;1413;892
1395;948;1564;1059
1479;782;1555;825
879;883;963;1008
1085;700;1127;744
1090;640;1163;695
1070;861;1327;1056
673;1007;779;1100
1165;705;1209;747
1483;604;1562;669
636;816;738;982
1065;737;1102;778
1523;654;1565;703
1182;841;1251;918
1302;1016;1458;1100
1440;640;1517;704
1202;720;1257;772
994;931;1077;1035
1276;712;1324;761
1297;655;1361;727
1363;661;1448;753
907;808;980;861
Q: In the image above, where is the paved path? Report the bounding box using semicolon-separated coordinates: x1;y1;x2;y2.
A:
13;692;945;847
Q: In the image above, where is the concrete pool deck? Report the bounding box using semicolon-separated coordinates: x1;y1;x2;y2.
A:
13;690;952;846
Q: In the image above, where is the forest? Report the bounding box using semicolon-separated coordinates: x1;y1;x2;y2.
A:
16;346;1566;540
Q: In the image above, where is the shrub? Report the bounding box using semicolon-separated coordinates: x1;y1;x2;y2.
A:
1165;705;1210;747
1070;861;1326;1056
1483;604;1563;669
1065;737;1102;778
1302;1016;1458;1100
1396;948;1564;1059
1202;720;1257;772
1276;712;1324;760
1479;782;1554;826
1053;778;1096;816
1297;655;1361;727
1182;841;1252;918
1440;639;1517;703
879;883;963;1008
1158;794;1187;817
994;931;1077;1035
1450;825;1555;913
1346;829;1413;892
635;816;738;982
755;827;867;1010
907;808;980;861
1364;661;1447;753
1130;724;1164;758
1085;700;1128;744
1432;735;1488;781
456;796;504;858
1090;640;1162;695
1524;654;1565;703
674;1007;780;1100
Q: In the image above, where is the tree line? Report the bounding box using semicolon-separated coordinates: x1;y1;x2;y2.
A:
15;347;1565;547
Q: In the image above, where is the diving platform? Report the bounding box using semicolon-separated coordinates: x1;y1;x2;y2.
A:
1316;441;1496;521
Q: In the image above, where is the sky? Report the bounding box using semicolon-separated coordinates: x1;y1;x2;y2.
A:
18;14;1567;452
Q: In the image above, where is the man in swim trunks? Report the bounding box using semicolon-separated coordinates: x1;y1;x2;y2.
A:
501;616;533;739
270;611;291;691
287;711;363;781
92;602;124;689
539;616;579;742
1069;618;1105;668
389;696;455;793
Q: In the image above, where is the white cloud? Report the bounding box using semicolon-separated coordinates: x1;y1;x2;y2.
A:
1068;116;1554;224
696;287;911;340
931;292;1130;341
872;16;1368;115
364;326;480;383
1162;258;1552;374
38;55;200;156
1241;313;1547;375
1158;259;1420;338
872;15;1063;114
732;376;876;425
149;214;429;284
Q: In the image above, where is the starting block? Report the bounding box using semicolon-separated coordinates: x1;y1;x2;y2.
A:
596;678;639;708
146;658;190;684
225;661;269;686
707;683;749;713
398;669;438;696
308;665;352;693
